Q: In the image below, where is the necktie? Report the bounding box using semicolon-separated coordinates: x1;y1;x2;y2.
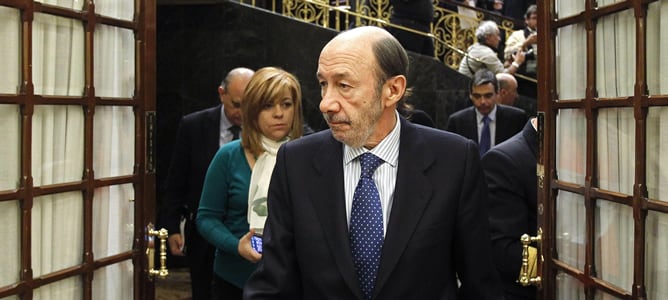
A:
479;115;491;156
349;153;384;300
229;125;240;141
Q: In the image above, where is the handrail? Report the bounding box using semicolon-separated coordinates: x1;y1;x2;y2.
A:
242;0;536;83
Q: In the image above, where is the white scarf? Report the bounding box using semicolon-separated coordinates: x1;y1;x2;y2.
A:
248;135;289;234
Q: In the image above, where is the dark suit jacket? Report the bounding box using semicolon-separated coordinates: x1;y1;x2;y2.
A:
446;104;527;147
162;104;222;240
244;117;504;300
481;120;537;300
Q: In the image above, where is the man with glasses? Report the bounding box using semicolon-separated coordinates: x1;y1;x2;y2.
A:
446;69;527;156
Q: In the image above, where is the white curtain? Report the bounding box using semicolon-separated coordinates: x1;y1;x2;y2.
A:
0;0;135;298
92;261;133;300
91;105;135;298
556;24;586;100
0;106;21;290
95;0;134;21
555;108;587;300
595;9;635;98
29;5;86;297
41;0;84;10
93;106;135;177
0;6;20;94
556;0;585;21
93;106;135;299
555;271;585;299
595;108;634;293
32;13;84;96
94;24;135;98
644;1;668;299
92;184;134;300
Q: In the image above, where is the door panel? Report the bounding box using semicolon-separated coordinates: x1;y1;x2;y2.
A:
0;0;157;298
92;260;134;299
92;184;135;258
540;0;668;298
31;192;84;277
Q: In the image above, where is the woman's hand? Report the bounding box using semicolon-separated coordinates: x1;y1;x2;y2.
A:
238;229;262;263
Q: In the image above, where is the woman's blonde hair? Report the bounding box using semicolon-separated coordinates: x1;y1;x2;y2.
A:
241;67;304;157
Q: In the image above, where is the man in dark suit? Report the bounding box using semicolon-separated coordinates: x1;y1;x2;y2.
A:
446;69;527;156
161;67;254;299
481;118;538;300
243;26;503;300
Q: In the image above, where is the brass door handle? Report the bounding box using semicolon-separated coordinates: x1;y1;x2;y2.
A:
147;223;169;279
518;227;542;287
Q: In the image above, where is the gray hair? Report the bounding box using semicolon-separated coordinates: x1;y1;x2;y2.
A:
371;34;409;95
470;69;499;92
525;4;537;19
475;20;499;43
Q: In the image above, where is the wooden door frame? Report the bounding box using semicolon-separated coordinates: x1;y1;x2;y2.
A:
537;0;668;299
0;0;157;298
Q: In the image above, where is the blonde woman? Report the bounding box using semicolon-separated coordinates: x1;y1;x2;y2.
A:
197;67;303;299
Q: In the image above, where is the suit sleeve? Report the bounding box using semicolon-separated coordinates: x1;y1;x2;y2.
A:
445;114;458;133
482;148;528;281
244;145;301;299
454;140;505;299
161;117;191;235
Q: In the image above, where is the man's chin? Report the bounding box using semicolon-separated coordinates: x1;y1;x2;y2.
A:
331;131;366;148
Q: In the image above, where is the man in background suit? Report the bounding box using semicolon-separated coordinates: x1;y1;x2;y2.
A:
161;67;254;299
481;118;538;300
496;72;519;106
244;26;503;300
446;69;526;156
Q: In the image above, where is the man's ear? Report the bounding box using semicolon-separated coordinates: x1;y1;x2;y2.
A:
384;75;407;107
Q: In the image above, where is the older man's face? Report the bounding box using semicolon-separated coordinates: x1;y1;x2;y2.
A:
317;39;384;148
219;77;250;126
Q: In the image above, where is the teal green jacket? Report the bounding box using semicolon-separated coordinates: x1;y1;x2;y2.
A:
196;140;256;288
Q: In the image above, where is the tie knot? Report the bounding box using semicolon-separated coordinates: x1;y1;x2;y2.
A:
359;153;383;179
482;115;490;124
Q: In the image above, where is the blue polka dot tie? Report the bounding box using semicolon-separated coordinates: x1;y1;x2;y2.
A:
349;153;384;300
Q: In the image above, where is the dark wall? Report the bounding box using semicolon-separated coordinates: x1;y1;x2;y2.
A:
156;1;536;211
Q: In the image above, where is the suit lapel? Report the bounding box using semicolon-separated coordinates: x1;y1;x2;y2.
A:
308;134;362;298
374;119;435;295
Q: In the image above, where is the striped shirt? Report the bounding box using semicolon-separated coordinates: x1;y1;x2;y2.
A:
343;111;401;236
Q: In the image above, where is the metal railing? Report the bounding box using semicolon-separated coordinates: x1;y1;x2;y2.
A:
240;0;536;82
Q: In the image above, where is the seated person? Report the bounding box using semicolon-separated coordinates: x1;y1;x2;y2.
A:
458;20;526;77
504;4;538;77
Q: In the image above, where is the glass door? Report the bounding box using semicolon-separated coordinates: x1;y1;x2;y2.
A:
0;0;158;299
538;0;668;298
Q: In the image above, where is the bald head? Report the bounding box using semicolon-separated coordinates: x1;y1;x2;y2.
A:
219;67;254;126
322;26;409;87
496;73;518;106
222;67;255;88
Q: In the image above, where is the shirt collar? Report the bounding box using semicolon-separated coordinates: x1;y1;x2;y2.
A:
344;110;401;167
476;104;497;123
220;104;234;129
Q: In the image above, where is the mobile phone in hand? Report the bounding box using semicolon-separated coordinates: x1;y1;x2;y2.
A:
250;235;263;254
